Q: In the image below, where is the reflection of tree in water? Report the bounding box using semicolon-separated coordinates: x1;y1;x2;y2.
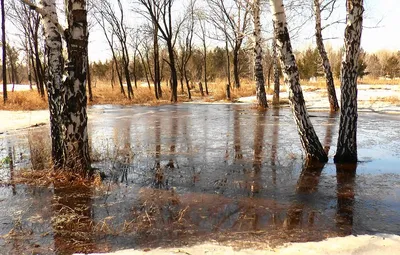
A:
233;107;243;160
249;110;266;196
336;163;356;235
323;112;338;154
271;108;280;186
113;118;132;184
153;115;164;188
285;112;338;229
166;111;178;169
52;184;95;253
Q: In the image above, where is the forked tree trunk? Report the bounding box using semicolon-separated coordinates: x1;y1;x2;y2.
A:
314;0;339;112
269;0;327;162
41;0;65;167
64;0;91;173
334;0;364;163
253;0;268;109
272;36;280;105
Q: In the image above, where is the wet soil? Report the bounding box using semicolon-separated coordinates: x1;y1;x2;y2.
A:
1;104;400;254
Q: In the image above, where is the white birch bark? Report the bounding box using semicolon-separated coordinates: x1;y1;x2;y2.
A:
334;0;364;163
269;0;327;162
63;0;91;173
272;36;280;105
252;0;268;108
314;0;339;112
40;0;65;167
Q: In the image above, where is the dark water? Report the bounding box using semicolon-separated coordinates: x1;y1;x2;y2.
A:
1;104;400;254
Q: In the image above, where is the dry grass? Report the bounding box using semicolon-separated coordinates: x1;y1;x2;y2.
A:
0;90;48;110
2;77;398;111
373;96;400;105
359;77;400;85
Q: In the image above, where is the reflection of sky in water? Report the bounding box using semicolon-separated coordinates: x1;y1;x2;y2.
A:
0;105;400;253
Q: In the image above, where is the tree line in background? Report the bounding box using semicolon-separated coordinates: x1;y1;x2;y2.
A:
0;0;367;176
3;40;400;94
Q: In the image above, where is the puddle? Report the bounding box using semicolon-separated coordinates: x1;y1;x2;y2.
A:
1;104;400;254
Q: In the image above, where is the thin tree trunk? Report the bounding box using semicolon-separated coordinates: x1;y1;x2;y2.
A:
233;47;240;89
168;43;178;103
203;43;209;95
184;70;191;100
63;0;91;174
272;36;280;106
153;23;161;98
1;0;6;104
269;0;327;163
253;0;268;109
314;0;339;112
334;0;364;163
33;34;45;97
225;35;231;98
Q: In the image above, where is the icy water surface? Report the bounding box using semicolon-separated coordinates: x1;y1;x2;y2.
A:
1;104;400;254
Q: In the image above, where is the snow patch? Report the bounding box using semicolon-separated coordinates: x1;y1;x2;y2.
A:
75;234;400;255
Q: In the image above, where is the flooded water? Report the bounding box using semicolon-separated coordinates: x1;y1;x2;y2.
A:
1;104;400;254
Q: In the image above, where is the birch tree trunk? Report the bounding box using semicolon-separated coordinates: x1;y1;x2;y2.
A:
269;0;327;162
41;0;65;167
63;0;91;173
272;36;280;106
334;0;364;163
252;0;268;109
314;0;339;112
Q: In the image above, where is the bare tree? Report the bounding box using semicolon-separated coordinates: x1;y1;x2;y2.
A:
93;11;126;96
137;0;184;103
269;0;327;162
314;0;339;112
195;10;209;95
176;0;196;100
334;0;364;163
207;0;251;89
93;0;133;99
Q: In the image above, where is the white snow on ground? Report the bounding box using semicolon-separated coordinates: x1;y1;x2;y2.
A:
75;234;400;255
238;84;400;114
0;110;49;133
0;84;37;92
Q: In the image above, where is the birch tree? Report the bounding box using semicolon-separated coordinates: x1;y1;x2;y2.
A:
22;0;91;174
334;0;364;163
314;0;339;112
250;0;268;108
269;0;327;162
